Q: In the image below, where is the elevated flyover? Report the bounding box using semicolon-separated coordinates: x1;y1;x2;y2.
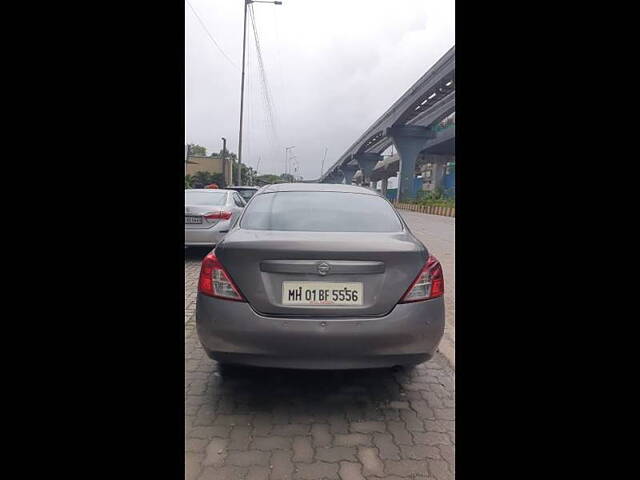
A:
317;45;455;201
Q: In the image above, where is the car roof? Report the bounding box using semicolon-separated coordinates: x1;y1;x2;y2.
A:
185;189;233;193
258;183;378;195
226;186;259;190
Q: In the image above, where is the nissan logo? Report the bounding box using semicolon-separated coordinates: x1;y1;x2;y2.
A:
317;262;330;276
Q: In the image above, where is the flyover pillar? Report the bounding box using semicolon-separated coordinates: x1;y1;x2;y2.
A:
386;126;435;202
353;152;382;189
326;170;344;184
423;154;454;192
380;177;388;196
340;165;359;185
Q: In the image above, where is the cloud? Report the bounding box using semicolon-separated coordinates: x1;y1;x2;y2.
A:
186;0;454;179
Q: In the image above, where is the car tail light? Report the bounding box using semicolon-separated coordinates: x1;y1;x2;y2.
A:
198;252;245;301
400;254;444;303
204;211;232;221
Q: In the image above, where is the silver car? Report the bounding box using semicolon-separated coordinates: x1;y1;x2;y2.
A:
196;183;444;370
185;189;246;247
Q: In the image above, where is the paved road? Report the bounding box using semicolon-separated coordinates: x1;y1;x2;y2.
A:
185;212;455;480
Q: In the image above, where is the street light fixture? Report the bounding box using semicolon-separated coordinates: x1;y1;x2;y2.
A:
237;0;283;186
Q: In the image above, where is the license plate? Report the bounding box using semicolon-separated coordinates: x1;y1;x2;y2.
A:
282;281;363;306
185;216;202;224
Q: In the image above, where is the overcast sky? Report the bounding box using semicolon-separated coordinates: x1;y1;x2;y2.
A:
185;0;454;180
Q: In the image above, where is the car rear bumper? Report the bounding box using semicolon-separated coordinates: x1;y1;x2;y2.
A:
196;295;445;369
185;227;227;246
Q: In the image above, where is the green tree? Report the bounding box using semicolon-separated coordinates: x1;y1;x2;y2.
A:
231;161;252;185
190;171;227;188
208;172;226;188
413;186;455;207
190;171;208;188
210;148;236;159
188;144;207;156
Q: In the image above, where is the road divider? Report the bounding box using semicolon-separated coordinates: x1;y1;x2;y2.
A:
394;202;456;217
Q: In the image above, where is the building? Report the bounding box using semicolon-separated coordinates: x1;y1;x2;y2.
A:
186;155;233;186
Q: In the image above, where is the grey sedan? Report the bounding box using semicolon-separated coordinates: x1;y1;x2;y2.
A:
185;189;246;247
196;183;444;369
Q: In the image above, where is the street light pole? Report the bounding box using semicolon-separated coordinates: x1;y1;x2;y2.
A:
237;0;249;186
221;137;227;185
185;144;190;177
237;0;283;187
284;145;295;177
321;147;328;177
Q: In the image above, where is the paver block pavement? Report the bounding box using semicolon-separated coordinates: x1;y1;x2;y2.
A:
270;450;294;480
252;435;292;451
338;461;366;480
225;450;270;467
357;446;385;477
294;461;340;480
292;436;314;463
202;438;227;466
334;433;372;447
373;433;401;460
315;446;358;463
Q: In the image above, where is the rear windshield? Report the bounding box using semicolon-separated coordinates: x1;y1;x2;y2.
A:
185;191;227;206
240;191;403;232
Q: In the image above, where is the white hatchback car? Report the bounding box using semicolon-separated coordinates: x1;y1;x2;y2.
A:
185;189;246;247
